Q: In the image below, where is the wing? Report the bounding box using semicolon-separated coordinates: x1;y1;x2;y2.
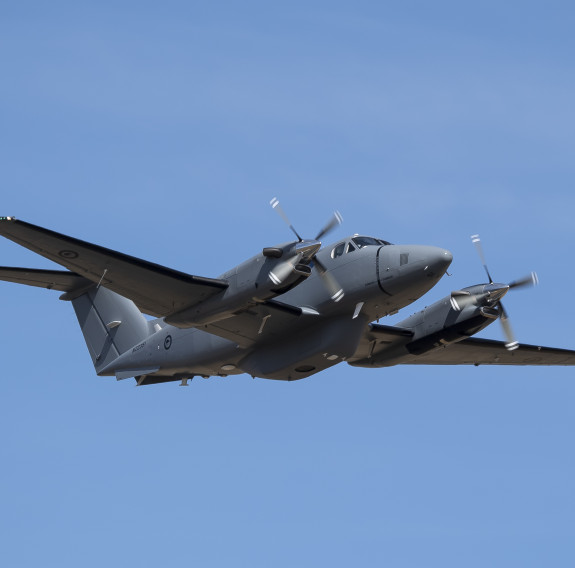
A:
350;323;575;367
0;217;228;317
399;337;575;366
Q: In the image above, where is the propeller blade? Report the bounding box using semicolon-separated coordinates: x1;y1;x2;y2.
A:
315;211;343;241
509;271;539;290
450;290;473;311
270;197;302;242
314;258;344;302
499;302;519;351
269;254;300;285
470;234;494;284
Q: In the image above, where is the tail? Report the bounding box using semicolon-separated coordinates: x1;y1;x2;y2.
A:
0;267;151;374
68;285;150;374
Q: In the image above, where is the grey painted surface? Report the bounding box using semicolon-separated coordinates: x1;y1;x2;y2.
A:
1;216;574;386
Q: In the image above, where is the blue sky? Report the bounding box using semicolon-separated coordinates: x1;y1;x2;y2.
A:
1;2;574;566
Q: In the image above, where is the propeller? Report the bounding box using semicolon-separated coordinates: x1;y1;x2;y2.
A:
314;257;345;302
268;197;344;301
450;234;538;350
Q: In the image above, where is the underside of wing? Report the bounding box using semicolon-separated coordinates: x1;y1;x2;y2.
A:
398;337;575;366
0;218;228;317
201;299;319;347
350;321;575;368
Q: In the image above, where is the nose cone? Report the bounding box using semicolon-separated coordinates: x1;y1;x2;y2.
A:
484;283;510;302
408;245;453;274
295;239;322;258
429;247;453;272
377;244;452;297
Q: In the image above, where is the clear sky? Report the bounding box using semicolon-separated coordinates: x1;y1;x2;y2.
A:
1;2;574;566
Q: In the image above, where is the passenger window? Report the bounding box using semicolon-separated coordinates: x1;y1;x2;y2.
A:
331;242;345;259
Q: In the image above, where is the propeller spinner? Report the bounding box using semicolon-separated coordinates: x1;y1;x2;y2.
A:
268;198;344;302
450;234;538;350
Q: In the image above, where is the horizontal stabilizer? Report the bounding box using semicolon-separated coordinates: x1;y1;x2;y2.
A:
116;368;160;380
0;267;91;292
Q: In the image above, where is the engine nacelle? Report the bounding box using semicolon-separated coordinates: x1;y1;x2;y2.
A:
165;242;313;328
397;294;499;355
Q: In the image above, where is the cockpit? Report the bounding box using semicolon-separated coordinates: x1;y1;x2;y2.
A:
331;235;392;259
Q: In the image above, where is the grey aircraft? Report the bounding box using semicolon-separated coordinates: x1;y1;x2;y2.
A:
1;201;575;386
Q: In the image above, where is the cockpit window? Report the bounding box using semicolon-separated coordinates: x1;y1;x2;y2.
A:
352;236;391;248
333;237;390;258
331;242;345;259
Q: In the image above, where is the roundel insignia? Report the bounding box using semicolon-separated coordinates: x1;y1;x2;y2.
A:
164;335;172;350
59;250;79;259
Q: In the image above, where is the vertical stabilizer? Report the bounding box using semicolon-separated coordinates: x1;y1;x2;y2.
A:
71;286;150;373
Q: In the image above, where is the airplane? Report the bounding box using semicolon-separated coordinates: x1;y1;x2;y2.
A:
1;200;574;387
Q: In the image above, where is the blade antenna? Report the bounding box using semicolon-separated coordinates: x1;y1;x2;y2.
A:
270;197;302;242
471;234;494;284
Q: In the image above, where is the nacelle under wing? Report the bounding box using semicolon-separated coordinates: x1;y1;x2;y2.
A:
401;299;498;356
165;244;312;327
353;294;500;368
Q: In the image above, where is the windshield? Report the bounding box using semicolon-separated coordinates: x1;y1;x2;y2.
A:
352;236;391;248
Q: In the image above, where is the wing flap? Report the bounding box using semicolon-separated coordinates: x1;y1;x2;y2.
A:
0;218;228;317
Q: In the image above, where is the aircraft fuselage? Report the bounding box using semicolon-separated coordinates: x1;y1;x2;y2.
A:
101;240;453;382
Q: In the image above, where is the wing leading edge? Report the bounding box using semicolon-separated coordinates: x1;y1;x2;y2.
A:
0;217;228;317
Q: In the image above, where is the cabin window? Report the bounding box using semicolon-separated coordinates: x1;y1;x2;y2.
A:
331;242;345;258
